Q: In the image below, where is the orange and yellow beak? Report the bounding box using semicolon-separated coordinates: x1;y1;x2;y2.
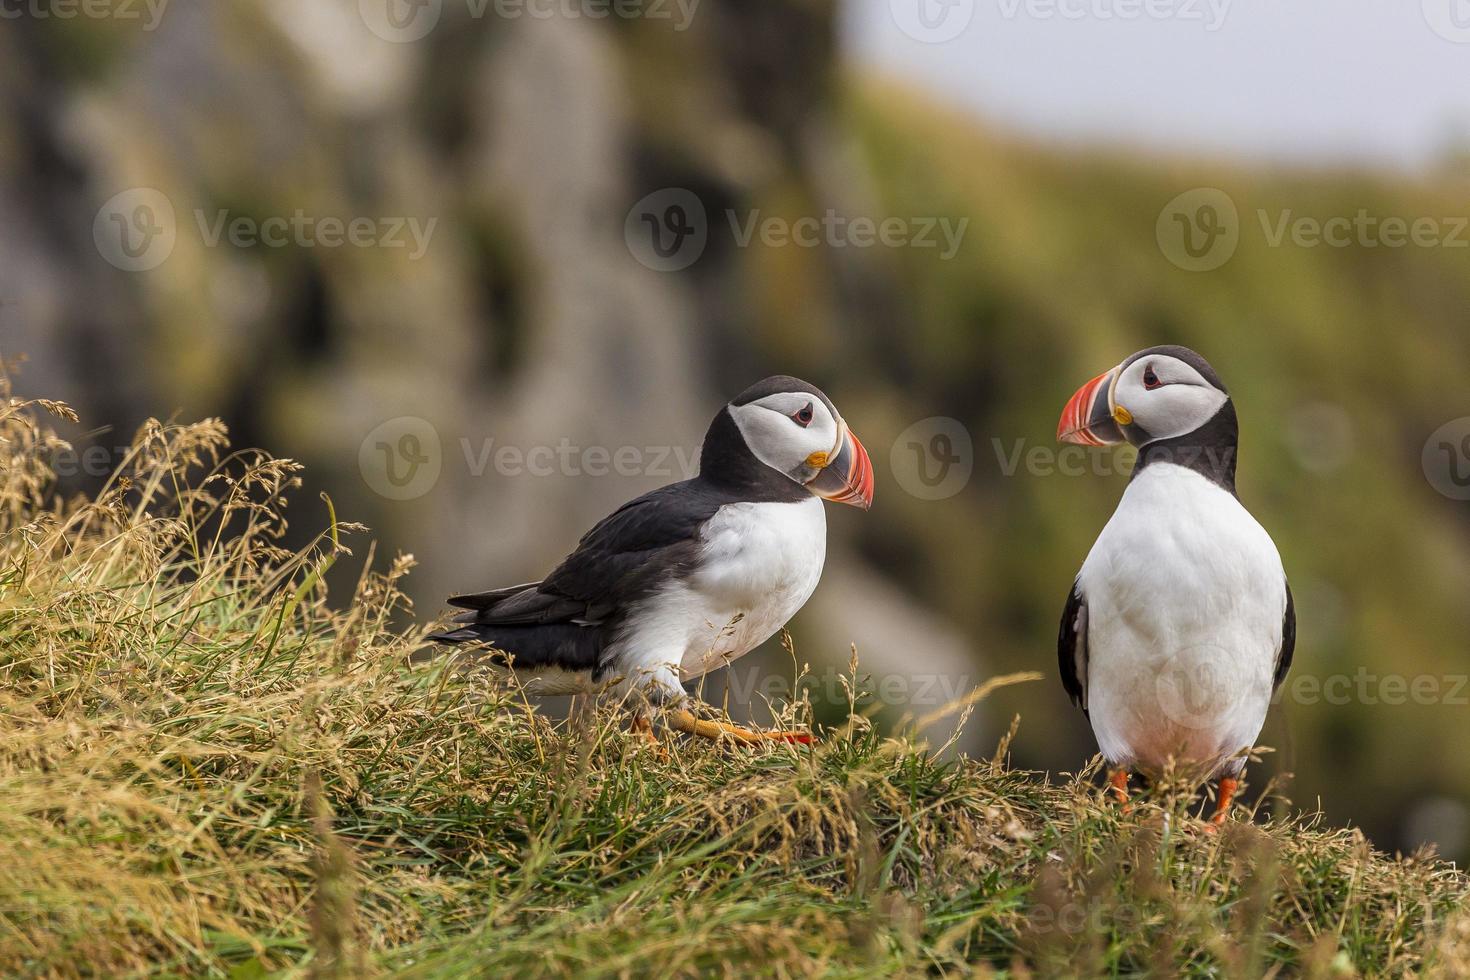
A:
1058;367;1126;446
805;422;874;510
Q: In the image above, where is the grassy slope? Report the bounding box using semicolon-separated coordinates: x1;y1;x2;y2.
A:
2;394;1468;977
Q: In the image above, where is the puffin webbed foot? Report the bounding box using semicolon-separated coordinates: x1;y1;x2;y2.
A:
666;708;813;746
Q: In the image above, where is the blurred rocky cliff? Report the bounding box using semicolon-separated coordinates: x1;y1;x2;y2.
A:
0;2;979;745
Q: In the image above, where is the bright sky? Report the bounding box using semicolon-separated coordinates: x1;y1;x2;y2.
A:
841;0;1470;172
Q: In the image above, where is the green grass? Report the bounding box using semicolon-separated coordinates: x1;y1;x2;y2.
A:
1;384;1467;978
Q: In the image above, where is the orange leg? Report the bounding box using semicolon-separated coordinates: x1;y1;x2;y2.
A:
631;714;658;744
630;715;669;760
1107;768;1130;805
1208;776;1239;827
667;709;813;746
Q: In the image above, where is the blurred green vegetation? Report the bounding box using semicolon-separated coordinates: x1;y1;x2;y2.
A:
830;79;1470;857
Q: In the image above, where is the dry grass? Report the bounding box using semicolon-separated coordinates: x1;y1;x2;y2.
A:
0;374;1466;978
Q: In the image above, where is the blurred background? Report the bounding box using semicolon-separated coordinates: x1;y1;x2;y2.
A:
3;0;1468;859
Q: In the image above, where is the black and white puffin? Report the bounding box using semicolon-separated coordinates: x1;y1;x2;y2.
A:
430;376;874;744
1056;345;1294;825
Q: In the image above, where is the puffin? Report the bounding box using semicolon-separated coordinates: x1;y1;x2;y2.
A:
430;376;874;744
1055;345;1294;825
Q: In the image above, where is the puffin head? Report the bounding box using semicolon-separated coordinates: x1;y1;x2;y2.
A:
1057;345;1232;450
703;375;874;509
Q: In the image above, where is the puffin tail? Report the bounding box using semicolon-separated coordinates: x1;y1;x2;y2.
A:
425;621;602;674
426;627;485;644
444;581;544;612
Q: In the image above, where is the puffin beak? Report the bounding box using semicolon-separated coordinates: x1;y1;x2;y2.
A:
1058;366;1126;446
805;421;874;510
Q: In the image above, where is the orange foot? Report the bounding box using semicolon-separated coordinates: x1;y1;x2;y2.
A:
1107;768;1132;814
1203;776;1239;831
667;708;813;746
630;715;668;759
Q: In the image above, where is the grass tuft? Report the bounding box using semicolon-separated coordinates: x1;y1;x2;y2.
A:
0;374;1465;978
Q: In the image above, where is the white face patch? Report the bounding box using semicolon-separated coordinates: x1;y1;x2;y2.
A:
1113;354;1229;444
727;392;841;483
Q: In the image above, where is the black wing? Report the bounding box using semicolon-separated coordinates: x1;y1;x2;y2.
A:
1057;580;1088;713
1273;579;1296;695
430;480;730;671
536;480;728;617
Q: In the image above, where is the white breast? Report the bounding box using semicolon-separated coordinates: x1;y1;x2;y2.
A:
1077;464;1286;778
610;496;827;698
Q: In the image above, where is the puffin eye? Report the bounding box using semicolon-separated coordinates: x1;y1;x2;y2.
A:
1143;365;1163;390
792;403;814;427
